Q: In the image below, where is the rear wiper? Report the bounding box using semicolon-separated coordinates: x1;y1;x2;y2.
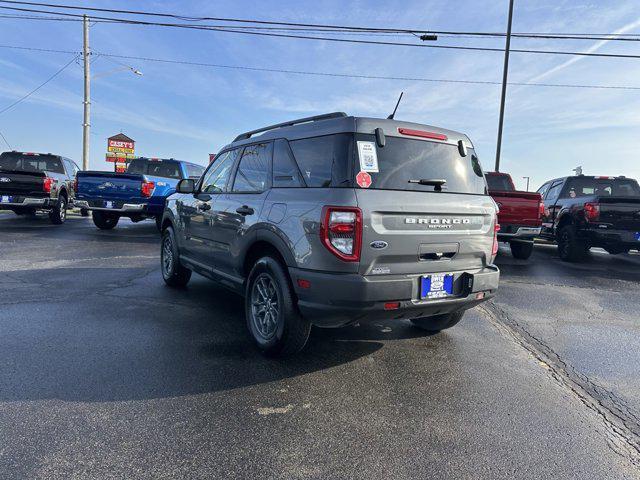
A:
408;178;447;191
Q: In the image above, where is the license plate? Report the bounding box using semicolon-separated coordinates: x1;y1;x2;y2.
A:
1;195;12;203
105;201;114;209
635;232;640;241
420;273;454;299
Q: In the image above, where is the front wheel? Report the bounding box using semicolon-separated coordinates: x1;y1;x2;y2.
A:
161;226;191;287
49;195;67;225
510;240;534;260
92;211;119;230
246;256;311;357
411;310;465;332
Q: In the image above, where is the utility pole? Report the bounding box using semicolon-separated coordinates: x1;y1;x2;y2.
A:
494;0;514;172
522;176;530;191
82;15;91;171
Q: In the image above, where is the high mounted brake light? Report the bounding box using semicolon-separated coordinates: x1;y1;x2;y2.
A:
141;180;155;198
320;206;362;262
584;202;600;222
397;128;448;141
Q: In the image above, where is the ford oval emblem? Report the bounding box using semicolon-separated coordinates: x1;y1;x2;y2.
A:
370;240;388;250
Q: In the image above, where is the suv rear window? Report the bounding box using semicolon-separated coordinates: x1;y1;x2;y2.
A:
355;134;486;195
0;152;65;174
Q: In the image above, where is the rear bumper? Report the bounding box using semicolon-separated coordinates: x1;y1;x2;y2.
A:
74;199;151;215
580;228;640;249
498;225;540;241
290;265;500;327
0;196;54;209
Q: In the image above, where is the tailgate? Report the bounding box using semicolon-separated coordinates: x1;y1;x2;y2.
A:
76;172;144;201
598;196;640;230
492;191;542;226
356;190;496;276
0;170;46;197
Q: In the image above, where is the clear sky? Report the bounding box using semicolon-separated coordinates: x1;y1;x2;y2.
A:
0;0;639;191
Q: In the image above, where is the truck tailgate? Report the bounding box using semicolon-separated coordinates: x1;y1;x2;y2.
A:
597;196;640;231
491;190;542;226
76;171;144;202
0;170;46;197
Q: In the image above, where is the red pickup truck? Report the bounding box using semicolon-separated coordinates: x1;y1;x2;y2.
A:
485;172;544;259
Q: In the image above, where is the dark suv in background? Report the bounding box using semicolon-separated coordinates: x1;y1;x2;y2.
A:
160;113;500;356
537;175;640;261
0;151;80;224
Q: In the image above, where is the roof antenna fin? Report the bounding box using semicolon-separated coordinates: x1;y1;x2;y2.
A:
387;92;404;120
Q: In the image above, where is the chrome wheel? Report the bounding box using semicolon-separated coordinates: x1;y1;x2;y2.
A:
161;234;174;278
59;198;66;222
250;273;280;340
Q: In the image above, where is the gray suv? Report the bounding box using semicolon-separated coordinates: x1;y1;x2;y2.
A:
160;113;500;356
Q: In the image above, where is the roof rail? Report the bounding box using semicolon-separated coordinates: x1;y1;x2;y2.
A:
233;112;348;142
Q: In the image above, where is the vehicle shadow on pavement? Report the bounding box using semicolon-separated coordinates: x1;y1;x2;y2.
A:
0;266;443;403
496;242;640;285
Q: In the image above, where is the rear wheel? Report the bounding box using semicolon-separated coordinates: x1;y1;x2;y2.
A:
161;226;191;287
411;310;465;332
509;240;534;260
49;195;67;225
246;256;311;357
92;211;119;230
557;226;588;262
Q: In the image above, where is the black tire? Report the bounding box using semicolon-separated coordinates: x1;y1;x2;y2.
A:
49;194;67;225
605;246;629;255
161;226;192;287
245;256;311;357
510;241;534;260
80;208;90;217
155;215;163;232
411;310;465;332
557;225;588;262
92;211;119;230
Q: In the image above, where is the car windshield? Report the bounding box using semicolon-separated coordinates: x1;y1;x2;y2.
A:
354;134;486;194
0;152;65;174
565;177;640;198
486;174;514;191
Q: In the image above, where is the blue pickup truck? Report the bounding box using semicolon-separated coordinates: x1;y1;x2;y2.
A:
75;157;204;230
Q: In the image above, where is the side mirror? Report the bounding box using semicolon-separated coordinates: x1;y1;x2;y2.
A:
176;178;195;194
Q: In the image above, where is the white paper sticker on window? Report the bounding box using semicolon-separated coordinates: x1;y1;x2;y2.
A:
357;141;379;173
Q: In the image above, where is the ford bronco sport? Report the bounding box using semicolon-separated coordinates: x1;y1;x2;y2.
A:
160;113;500;356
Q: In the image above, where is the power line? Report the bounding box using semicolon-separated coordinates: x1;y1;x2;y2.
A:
2;1;640;41
0;129;11;149
1;43;639;91
0;54;79;115
4;5;640;60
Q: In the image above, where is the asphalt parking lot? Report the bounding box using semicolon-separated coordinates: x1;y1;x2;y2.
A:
1;212;639;479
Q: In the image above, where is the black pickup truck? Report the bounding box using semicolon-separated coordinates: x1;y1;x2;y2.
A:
0;151;80;224
537;175;640;261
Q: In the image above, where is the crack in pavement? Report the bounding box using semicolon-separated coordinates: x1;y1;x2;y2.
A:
479;301;640;469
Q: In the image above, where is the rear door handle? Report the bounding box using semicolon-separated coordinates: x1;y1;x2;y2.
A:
197;203;211;211
236;205;254;216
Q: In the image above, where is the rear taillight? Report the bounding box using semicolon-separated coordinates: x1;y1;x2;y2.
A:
538;201;545;219
320;206;362;262
584;202;600;222
43;177;54;193
492;223;500;256
141;180;155;198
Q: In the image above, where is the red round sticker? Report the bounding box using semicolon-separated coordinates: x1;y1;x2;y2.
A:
356;171;372;188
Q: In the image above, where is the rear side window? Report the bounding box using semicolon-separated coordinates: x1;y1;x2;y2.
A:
232;143;272;193
545;181;564;201
357;135;486;194
288;134;353;187
272;139;304;188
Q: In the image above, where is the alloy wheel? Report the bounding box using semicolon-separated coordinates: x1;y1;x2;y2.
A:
250;273;280;340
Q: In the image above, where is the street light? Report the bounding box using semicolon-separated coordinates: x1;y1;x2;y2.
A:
522;176;530;191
